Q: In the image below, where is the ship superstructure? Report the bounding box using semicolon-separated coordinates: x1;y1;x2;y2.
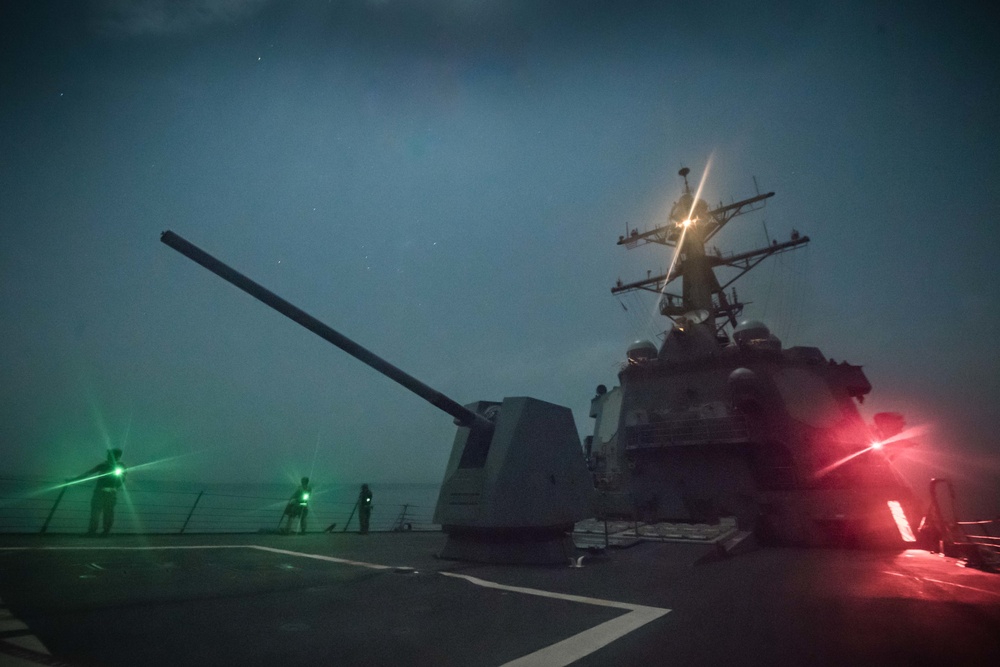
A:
587;168;917;546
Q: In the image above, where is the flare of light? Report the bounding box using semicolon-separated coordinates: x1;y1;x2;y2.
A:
876;423;932;448
46;473;108;493
121;450;205;474
117;482;140;531
33;450;201;496
888;500;917;542
84;389;115;452
663;223;689;284
640;157;717;335
686;157;713;222
308;428;322;481
892;444;1000;482
813;445;875;480
121;412;132;452
814;422;933;480
655;156;714;312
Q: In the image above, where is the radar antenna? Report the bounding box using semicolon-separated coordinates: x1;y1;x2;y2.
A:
611;167;809;333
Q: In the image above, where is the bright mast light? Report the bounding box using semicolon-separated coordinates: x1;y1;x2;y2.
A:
661;157;713;289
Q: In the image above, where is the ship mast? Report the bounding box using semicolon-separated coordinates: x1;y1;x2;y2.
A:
612;167;810;335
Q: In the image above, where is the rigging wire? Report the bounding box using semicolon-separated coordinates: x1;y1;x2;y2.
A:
787;244;813;344
790;248;807;342
776;251;792;340
617;292;640;343
759;242;779;322
632;292;648;338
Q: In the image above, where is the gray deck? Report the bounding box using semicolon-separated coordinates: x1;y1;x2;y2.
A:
1;532;999;666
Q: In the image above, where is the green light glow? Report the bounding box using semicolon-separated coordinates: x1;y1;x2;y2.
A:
302;493;310;501
114;466;125;477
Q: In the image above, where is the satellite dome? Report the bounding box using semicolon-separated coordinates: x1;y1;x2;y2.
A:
733;320;771;348
627;340;657;364
728;367;757;384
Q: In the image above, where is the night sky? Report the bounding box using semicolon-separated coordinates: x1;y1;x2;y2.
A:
2;1;998;513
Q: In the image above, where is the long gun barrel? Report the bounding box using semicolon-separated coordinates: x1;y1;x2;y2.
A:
160;230;493;432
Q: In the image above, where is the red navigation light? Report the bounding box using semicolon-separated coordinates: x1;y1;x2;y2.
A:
887;500;916;542
870;441;884;450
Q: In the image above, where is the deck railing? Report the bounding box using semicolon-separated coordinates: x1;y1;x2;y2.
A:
955;517;1000;568
0;479;438;535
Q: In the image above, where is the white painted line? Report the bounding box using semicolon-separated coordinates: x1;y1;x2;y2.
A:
502;608;668;667
0;618;29;632
440;572;670;667
0;543;671;665
246;545;393;570
0;543;393;569
439;572;646;609
5;634;51;655
0;597;52;659
922;577;1000;599
882;570;1000;598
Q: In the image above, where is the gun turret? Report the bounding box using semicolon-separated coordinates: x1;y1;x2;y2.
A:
161;230;593;563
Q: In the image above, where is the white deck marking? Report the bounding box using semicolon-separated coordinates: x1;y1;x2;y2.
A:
246;545;393;570
0;544;392;569
0;544;671;665
5;634;51;654
0;616;29;633
0;595;51;658
441;572;670;667
922;577;1000;598
882;570;1000;598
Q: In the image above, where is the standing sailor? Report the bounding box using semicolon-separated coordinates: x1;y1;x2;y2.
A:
70;448;126;536
282;477;312;534
358;483;373;534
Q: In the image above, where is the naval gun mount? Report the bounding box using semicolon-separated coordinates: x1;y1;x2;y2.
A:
160;231;593;564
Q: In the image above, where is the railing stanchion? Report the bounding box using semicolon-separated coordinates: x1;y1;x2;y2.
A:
180;491;204;534
40;486;68;534
342;500;359;532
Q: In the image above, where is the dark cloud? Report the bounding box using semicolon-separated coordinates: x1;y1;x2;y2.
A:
89;0;270;36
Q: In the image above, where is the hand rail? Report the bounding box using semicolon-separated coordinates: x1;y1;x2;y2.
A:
0;479;440;535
